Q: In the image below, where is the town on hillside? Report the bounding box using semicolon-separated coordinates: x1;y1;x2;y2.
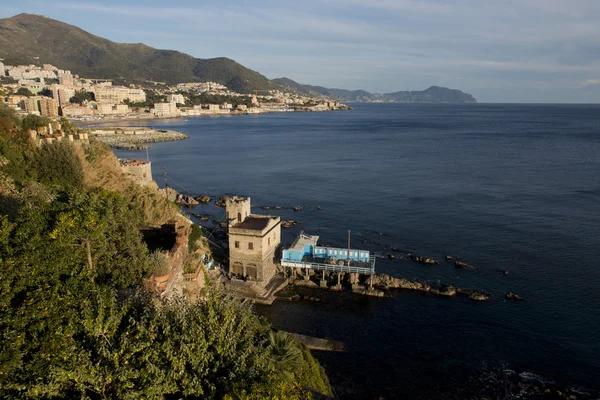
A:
0;60;350;122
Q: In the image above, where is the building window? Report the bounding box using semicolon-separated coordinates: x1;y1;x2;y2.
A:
248;242;254;250
268;238;271;246
237;212;242;223
235;241;240;249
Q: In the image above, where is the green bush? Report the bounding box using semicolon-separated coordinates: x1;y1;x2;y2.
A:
188;223;203;252
37;140;84;190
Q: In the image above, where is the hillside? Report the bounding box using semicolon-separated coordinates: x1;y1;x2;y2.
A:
0;13;279;93
273;77;477;103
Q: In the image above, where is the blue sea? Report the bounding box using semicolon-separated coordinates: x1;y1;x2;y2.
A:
112;103;600;399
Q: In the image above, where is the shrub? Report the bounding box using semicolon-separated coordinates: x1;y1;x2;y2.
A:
37;141;84;189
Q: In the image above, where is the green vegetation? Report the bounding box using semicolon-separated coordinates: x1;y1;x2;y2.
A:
0;76;17;84
0;106;332;399
37;88;53;97
21;114;49;131
15;87;34;97
0;14;281;94
186;93;253;108
69;89;93;105
124;90;166;108
188;223;203;252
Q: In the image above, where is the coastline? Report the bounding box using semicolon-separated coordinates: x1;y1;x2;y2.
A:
71;105;352;126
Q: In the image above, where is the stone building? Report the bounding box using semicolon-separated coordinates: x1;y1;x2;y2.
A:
227;197;281;283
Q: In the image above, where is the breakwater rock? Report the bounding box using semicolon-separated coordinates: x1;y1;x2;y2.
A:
89;128;188;149
506;292;525;301
408;254;440;265
281;220;299;229
455;261;475;269
194;195;211;203
370;273;490;301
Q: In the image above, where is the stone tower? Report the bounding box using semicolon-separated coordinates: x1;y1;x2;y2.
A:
226;197;251;227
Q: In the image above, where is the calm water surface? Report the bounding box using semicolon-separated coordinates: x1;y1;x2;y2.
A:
111;103;600;399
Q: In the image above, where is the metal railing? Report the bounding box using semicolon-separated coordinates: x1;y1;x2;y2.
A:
281;256;375;275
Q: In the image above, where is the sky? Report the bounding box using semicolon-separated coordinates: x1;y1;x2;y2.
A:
2;0;600;102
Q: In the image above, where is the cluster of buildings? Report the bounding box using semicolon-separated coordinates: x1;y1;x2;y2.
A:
1;60;346;123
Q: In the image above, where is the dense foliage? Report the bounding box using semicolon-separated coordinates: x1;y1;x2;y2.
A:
15;87;34;97
0;76;17;84
0;108;332;399
185;93;253;108
69;89;93;105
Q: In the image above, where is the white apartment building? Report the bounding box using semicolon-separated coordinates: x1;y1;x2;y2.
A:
153;102;179;117
97;103;116;115
94;86;146;104
166;94;185;104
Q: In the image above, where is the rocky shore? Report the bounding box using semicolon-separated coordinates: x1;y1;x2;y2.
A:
88;128;188;149
283;272;491;302
369;273;491;301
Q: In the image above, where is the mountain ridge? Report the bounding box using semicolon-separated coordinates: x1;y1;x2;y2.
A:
0;13;476;102
0;13;279;94
273;77;477;103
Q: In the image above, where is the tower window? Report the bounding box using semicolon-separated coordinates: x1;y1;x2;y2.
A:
235;241;240;249
248;242;254;250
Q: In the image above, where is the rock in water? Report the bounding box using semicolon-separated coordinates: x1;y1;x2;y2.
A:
469;292;489;301
194;195;211;203
409;254;440;265
293;206;303;212
455;261;474;269
506;292;525;301
281;220;299;229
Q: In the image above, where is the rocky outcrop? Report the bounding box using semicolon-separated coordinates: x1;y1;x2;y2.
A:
506;292;525;301
455;261;475;269
281;220;299;229
159;187;198;206
370;273;490;301
352;287;385;297
408;254;440;265
259;205;281;210
194;195;211;203
191;212;210;221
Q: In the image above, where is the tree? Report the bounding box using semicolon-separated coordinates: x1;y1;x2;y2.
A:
59;117;76;135
0;76;17;84
21;114;49;131
70;89;93;105
38;88;53;97
15;87;34;97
